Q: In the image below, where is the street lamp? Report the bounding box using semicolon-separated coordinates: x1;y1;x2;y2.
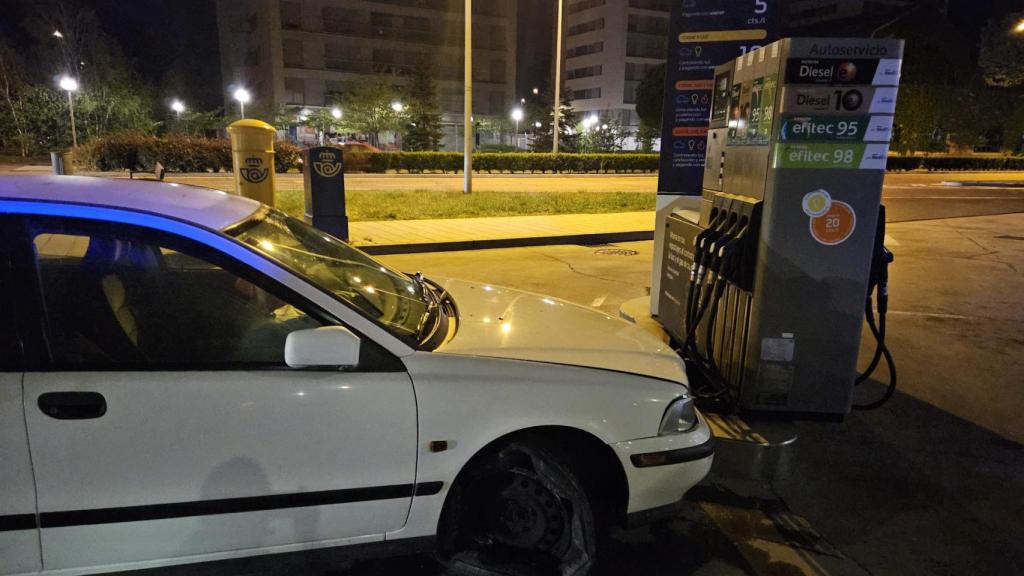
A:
532;87;539;95
391;101;404;113
58;75;79;148
52;30;63;39
233;87;251;118
170;99;185;118
1015;18;1024;33
511;107;524;149
331;107;342;120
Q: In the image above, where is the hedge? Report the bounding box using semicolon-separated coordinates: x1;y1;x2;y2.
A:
885;155;1024;171
78;133;303;173
362;152;660;173
77;133;1024;174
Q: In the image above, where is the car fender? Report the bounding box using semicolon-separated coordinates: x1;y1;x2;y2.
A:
387;352;685;541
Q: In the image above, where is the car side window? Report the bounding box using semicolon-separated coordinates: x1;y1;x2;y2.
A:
31;230;323;368
0;252;22;370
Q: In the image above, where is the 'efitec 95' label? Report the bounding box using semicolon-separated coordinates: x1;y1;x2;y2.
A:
772;142;890;170
779;115;893;142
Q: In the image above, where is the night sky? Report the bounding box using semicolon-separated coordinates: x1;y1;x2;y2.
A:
1;0;1015;111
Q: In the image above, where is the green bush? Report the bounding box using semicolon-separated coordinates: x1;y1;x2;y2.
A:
355;152;661;174
78;132;304;173
886;156;1024;171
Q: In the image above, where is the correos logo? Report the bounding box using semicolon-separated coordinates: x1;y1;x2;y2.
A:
240;156;269;184
313;150;343;178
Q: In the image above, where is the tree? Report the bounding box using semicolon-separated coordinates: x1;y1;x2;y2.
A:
979;12;1024;88
0;42;31;156
303;108;342;145
529;87;578;152
578;115;630;153
403;59;443;151
339;75;405;148
634;63;665;152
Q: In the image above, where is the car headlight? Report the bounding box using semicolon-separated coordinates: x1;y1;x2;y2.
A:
659;395;698;435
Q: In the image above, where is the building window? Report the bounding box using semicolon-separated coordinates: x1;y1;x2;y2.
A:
568;0;605;15
488;91;505;115
567;65;602;80
627;14;669;36
568;18;604;36
285;77;305;104
628;0;670;11
283;39;304;68
280;1;301;30
571;87;601;100
626;36;666;59
567;41;604;58
623;81;640;104
625;62;659;81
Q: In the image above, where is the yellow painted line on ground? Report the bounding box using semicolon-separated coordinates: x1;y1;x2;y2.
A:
705;413;770;444
700;501;835;576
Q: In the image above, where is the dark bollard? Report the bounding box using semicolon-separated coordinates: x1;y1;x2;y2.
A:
303;146;348;241
50;151;74;175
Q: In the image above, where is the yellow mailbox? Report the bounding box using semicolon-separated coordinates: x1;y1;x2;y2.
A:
227;119;277;205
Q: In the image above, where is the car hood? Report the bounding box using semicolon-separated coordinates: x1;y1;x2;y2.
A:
433;279;687;385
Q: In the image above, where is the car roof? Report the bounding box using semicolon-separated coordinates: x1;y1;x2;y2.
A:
0;175;262;231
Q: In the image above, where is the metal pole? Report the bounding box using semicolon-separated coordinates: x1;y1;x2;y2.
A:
240;101;246;119
67;91;77;148
552;0;564;153
463;0;473;193
515;118;520;149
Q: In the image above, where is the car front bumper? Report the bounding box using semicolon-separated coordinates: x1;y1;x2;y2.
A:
610;414;714;520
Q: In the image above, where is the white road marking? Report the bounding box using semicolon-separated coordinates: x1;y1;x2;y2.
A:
885;196;1023;200
887;310;969;320
590;294;607;307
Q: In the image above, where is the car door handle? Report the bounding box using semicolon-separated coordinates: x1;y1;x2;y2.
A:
38;392;107;420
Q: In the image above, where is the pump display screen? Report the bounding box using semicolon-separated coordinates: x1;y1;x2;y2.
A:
711;72;732;123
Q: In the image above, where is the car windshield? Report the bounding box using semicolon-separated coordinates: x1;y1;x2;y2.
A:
231;210;430;342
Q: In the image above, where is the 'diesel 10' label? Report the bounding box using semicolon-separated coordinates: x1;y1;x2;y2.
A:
779;85;898;115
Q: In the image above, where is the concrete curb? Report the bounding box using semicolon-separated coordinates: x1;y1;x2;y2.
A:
357;230;654;255
941;181;1024;188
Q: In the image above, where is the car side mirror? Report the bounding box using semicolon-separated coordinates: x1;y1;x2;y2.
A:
285;326;360;369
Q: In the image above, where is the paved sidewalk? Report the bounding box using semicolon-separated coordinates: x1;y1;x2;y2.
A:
350;211;655;254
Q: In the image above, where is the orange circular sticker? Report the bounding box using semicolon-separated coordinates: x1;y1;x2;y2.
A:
809;201;856;245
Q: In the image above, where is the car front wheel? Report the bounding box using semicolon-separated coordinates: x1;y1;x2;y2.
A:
439;441;597;576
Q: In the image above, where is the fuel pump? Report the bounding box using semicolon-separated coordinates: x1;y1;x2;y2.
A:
657;37;903;419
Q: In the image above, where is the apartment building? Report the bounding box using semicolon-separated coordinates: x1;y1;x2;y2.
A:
561;0;670;134
215;0;517;125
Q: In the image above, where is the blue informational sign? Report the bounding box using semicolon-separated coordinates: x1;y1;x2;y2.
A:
657;0;779;195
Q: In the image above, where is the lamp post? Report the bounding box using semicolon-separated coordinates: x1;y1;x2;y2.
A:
233;87;251;119
390;101;404;113
511;107;523;149
58;76;79;148
552;0;564;153
464;0;473;194
170;99;185;118
331;107;342;120
1015;18;1024;33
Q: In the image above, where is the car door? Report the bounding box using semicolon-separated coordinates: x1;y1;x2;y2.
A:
16;215;419;572
0;232;42;575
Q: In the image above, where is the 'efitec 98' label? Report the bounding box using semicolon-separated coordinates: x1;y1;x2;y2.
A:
773;142;890;170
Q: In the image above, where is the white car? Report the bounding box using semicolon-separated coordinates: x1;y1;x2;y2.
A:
0;176;713;576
